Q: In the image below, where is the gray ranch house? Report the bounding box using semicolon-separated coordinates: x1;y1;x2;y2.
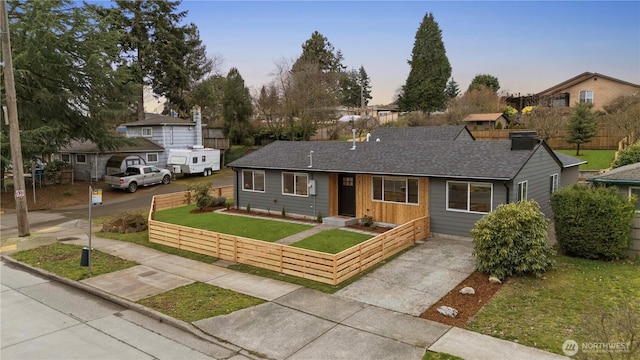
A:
228;126;583;238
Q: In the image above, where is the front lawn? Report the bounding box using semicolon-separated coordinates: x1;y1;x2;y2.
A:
153;205;313;242
290;229;373;254
556;149;617;170
466;255;640;355
137;282;264;322
10;242;138;280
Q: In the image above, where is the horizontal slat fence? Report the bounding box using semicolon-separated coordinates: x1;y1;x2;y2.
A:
148;189;429;285
151;186;234;214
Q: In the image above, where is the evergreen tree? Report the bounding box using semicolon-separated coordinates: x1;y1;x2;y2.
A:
110;0;212;120
445;77;460;99
566;103;598;156
340;66;372;109
187;75;226;126
398;13;451;113
292;31;345;73
222;68;253;145
468;74;500;93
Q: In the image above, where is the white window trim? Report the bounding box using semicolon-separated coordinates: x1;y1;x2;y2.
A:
579;90;594;104
372;176;420;205
146;153;158;163
518;181;528;201
630;187;640;212
550;173;559;194
282;172;309;197
141;127;153;137
61;154;70;163
446;181;493;214
242;170;265;193
76;154;87;164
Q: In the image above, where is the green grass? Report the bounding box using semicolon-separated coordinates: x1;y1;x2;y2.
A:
290;229;373;254
556;149;617;170
137;282;264;322
10;242;138;280
154;205;313;242
422;352;464;360
97;230;218;263
466;255;640;355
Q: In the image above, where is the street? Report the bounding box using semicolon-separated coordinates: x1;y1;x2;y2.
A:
0;259;242;360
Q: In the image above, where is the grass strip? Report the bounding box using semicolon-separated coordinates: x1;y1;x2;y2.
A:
289;229;372;254
466;255;640;355
10;242;137;280
137;282;264;322
556;149;616;170
154;205;313;242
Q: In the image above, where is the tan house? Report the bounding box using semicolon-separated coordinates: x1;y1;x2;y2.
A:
536;72;640;112
462;113;509;130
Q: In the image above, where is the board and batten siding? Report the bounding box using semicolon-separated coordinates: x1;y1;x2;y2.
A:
512;146;562;217
353;175;429;225
429;178;507;237
234;169;329;219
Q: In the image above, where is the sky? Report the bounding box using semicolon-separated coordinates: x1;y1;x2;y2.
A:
177;1;639;105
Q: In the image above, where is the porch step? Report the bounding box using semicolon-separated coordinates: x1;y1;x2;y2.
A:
323;216;359;227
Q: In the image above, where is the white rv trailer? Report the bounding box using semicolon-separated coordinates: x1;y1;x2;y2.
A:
167;146;221;176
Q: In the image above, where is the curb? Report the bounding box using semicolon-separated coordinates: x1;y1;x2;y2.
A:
1;255;254;359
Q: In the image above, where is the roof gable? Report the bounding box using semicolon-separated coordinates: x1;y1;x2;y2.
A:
462;113;506;122
537;72;640;96
61;137;164;153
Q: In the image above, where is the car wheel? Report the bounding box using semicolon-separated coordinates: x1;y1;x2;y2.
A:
128;182;137;193
162;175;170;184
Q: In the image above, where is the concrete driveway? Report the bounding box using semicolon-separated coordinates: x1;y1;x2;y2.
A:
335;237;476;316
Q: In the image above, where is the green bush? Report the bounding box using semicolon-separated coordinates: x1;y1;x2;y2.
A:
188;182;213;210
470;200;555;279
611;141;640;169
551;185;635;260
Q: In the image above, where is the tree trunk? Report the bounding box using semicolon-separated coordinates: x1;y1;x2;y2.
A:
575;143;581;156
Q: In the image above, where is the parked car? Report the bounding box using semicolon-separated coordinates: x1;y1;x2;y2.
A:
104;165;171;193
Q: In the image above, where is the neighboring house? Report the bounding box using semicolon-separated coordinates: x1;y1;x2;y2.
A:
462;113;509;130
228;128;581;238
369;125;474;142
587;162;640;256
59;138;164;181
536;72;640;112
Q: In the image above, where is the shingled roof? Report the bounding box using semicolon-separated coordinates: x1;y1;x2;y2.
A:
120;113;194;127
553;151;588;168
369;125;474;142
588;162;640;185
537;72;640;96
61;137;164;153
228;140;553;181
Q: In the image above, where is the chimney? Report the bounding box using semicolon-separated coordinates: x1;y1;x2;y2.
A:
509;131;538;150
193;105;202;147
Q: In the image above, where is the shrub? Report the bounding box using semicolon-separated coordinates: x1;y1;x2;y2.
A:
611;141;640;169
188;182;213;210
211;196;227;207
360;215;374;228
316;212;323;223
551;185;635;260
470;200;555;279
281;206;286;217
246;203;251;213
102;211;147;233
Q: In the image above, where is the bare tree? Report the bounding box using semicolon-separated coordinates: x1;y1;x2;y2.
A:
444;86;506;124
603;95;640;144
523;106;571;141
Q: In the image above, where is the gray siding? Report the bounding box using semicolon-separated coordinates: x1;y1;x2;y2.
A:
512;146;562;217
125;125;200;169
429;178;507;237
234;169;329;219
560;166;579;188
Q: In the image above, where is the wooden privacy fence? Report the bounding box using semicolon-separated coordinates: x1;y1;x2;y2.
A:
471;127;625;150
148;189;429;285
152;186;234;212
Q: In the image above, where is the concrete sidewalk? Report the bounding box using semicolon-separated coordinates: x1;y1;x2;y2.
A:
2;231;567;360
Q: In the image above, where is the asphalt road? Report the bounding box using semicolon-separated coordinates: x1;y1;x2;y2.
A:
0;172;234;239
0;259;240;359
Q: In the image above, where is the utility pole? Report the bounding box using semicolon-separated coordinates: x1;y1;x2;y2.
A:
1;0;30;236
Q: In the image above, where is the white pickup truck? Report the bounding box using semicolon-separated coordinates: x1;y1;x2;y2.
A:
104;165;171;193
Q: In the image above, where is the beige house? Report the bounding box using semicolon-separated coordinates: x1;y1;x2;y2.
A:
462;113;509;130
536;72;640;112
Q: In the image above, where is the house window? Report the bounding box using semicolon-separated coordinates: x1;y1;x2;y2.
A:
447;181;492;213
76;154;86;163
372;176;419;204
550;173;559;194
630;187;640;212
282;172;308;196
146;153;158;163
192;157;198;164
61;154;70;163
141;127;152;137
579;90;594;104
517;181;528;201
243;170;265;192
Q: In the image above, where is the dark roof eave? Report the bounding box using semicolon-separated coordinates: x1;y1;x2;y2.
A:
588;178;640;186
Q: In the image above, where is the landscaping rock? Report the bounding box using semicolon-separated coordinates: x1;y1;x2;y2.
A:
459;286;475;295
437;306;458;318
488;276;502;284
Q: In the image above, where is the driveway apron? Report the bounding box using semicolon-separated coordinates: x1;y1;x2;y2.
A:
335;237;476;316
